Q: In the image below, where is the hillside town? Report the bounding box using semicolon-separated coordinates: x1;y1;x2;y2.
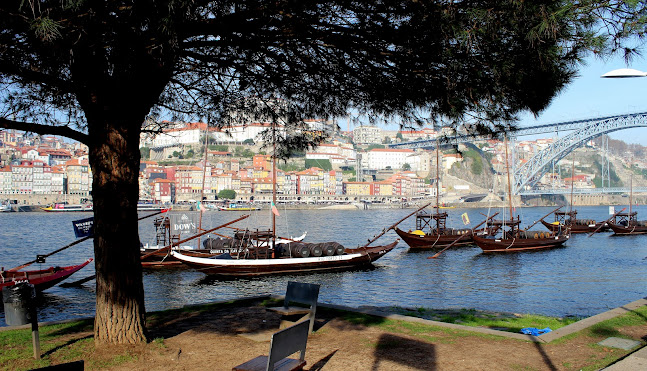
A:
0;121;643;206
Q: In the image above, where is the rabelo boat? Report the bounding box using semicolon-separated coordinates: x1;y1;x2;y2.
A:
607;174;647;235
395;141;471;250
1;259;93;291
473;134;569;253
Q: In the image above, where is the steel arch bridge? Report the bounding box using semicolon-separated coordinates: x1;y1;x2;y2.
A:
513;112;647;194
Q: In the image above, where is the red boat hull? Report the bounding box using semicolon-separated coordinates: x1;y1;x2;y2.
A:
607;222;647;235
1;259;93;292
540;219;609;234
394;228;472;249
472;235;568;253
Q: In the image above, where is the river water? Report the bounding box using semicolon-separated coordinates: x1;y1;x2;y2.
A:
1;205;646;326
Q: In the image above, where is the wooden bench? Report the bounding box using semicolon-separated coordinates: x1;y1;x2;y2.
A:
267;281;320;334
233;320;310;371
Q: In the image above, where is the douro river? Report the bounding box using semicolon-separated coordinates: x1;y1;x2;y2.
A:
2;205;646;326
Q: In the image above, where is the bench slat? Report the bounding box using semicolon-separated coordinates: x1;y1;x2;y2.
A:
267;306;311;316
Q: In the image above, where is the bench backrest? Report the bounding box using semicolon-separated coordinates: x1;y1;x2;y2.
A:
267;319;310;370
284;281;320;308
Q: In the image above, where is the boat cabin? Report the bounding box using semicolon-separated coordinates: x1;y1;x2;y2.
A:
415;210;449;234
554;210;577;225
613;211;638;226
485;217;522;238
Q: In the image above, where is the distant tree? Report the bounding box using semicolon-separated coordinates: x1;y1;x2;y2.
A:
139;147;150;160
396;133;404;141
383;136;392;144
243;138;255;145
185;149;195;158
367;144;385;150
172;151;181;158
402;163;411;171
209;145;229;152
218;189;236;200
1;0;644;345
305;159;332;171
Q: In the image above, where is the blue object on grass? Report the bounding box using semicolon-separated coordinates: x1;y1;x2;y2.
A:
520;327;552;336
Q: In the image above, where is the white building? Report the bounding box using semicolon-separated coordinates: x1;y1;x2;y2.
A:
146;122;206;148
353;126;383;145
364;148;416;170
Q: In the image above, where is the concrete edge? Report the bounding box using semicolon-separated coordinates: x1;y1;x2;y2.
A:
538;298;647;343
315;302;540;342
316;297;647;344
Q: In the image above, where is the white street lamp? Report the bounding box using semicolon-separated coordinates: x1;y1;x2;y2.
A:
601;68;647;78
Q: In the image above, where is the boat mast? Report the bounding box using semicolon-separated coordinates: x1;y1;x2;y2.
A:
436;140;440;220
272;120;277;243
504;134;513;221
629;172;633;216
198;121;210;246
569;158;575;214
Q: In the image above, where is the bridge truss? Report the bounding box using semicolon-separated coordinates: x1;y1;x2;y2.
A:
513;112;647;194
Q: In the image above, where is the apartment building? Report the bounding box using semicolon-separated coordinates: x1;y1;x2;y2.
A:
353;126;382;145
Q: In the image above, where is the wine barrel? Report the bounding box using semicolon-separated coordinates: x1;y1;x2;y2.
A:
331;242;345;255
309;243;323;257
321;243;336;256
290;243;310;258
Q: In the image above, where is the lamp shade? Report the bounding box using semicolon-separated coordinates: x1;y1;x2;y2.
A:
601;68;647;78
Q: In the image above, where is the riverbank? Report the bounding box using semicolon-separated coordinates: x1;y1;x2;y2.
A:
5;195;646;213
2;296;646;370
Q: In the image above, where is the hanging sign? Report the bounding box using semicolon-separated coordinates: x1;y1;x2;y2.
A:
169;212;199;235
72;217;94;238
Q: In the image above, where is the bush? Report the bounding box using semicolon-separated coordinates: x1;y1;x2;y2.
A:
305;159;332;171
218;189;236;200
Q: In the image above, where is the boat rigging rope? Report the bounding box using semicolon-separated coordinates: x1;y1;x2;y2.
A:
432;232;441;247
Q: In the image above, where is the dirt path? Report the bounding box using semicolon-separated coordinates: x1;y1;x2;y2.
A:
94;300;646;371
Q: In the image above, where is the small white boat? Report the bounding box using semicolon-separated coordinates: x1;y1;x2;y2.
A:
0;202;12;212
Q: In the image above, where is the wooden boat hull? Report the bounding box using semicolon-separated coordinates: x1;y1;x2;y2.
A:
607;222;647;235
394;228;472;249
1;259;93;291
170;241;399;277
140;247;219;268
472;235;568;253
540;219;608;234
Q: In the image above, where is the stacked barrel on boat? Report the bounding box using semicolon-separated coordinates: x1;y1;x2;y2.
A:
202;234;346;258
278;242;345;258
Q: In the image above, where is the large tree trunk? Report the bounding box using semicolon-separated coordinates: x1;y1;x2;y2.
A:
68;6;178;343
88;115;147;344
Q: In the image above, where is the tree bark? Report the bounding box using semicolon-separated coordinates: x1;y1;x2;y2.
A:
89;114;147;344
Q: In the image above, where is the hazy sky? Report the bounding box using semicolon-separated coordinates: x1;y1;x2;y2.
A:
517;54;647;145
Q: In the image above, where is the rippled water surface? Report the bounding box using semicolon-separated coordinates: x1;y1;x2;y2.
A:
2;205;646;326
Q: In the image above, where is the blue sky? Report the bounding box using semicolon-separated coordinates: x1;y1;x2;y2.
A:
371;54;647;145
517;54;647;145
